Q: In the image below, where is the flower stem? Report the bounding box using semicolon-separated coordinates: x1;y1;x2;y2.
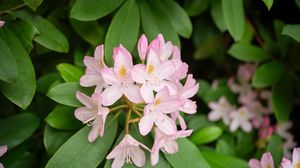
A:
129;118;140;124
132;108;143;117
125;109;132;134
110;104;128;113
0;3;26;15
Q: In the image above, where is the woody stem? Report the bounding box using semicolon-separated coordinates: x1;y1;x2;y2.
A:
110;104;128;113
125;109;132;134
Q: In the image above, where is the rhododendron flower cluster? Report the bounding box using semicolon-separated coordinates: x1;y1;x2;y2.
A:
75;34;198;168
207;63;296;157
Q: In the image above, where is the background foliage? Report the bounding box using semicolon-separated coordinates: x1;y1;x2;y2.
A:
0;0;300;167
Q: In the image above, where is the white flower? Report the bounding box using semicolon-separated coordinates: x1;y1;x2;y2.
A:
229;106;253;132
208;96;235;125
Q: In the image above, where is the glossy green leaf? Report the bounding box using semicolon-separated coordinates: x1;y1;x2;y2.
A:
216;139;236;156
56;63;84;83
202;150;248;168
282;24;300;42
190;126;223;145
240;21;254;44
14;10;69;53
9;19;39;53
222;0;245;41
23;0;43;11
266;134;283;166
188;115;213;131
252;61;284;88
0;113;40;149
0;34;18;83
36;72;61;94
47;82;83;107
184;0;210;17
211;0;226;32
45;116;118;168
0;27;36;109
235;131;255;159
272;74;294;122
262;0;273;10
70;19;105;46
70;0;124;21
44;125;74;156
139;0;180;47
105;0;140;66
1;145;37;168
228;43;269;62
164;138;211;168
153;0;192;38
45;105;82;130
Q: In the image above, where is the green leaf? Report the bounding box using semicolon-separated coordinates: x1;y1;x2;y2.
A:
45;116;118;168
70;0;124;21
262;0;273;10
0;27;36;109
23;0;43;11
104;0;140;66
139;0;180;47
188;115;213;131
184;0;210;17
235;131;255;159
266;134;283;166
211;0;227;32
47;82;83;107
44;125;74;156
0;113;40;149
45;105;82;130
252;61;284;88
202;150;248;168
70;19;105;46
9;19;39;53
153;0;192;38
56;63;84;83
216;139;236;156
37;72;62;94
222;0;245;41
0;34;18;83
228;43;269;62
14;10;69;53
164;138;211;168
272;74;294;122
282;24;300;42
190;126;223;145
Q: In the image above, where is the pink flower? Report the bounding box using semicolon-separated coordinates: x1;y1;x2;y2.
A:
106;134;150;168
258;117;274;140
237;63;256;83
151;128;192;166
229;106;253;132
80;45;107;89
148;34;173;61
74;90;109;142
0;145;7;168
249;152;275;168
168;46;188;81
0;20;5;28
137;34;148;62
139;87;183;136
208;96;235;125
101;45;143;106
131;49;176;103
280;148;300;168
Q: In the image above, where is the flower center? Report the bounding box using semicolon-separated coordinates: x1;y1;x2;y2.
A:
118;66;127;77
295;162;300;168
153;98;161;105
147;64;154;75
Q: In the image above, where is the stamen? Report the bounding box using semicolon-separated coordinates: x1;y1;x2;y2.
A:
147;64;154;75
118;66;127;77
153;98;161;105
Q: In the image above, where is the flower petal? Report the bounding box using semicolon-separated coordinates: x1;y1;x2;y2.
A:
261;152;274;168
131;64;146;84
151;150;160;166
241;121;252;132
101;67;118;85
83;56;98;71
248;159;262;168
99;107;109;136
140;84;154;103
293;148;300;167
280;157;293;168
130;146;146;167
156;61;175;80
101;85;123;106
0;145;7;157
113;45;133;68
74;107;95;123
229;119;240;132
94;44;106;67
139;114;154;136
76;91;94;108
138;34;148;61
80;75;99;87
154;114;177;135
88;116;102;142
111;150;125;168
124;84;143;104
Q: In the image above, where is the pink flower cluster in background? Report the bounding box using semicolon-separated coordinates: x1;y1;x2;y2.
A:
207;63;296;158
75;34;198;168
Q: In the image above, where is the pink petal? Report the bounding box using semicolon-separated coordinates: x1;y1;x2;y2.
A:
80;74;101;87
241;121;252;132
140;84;154;103
292;148;300;166
176;130;193;138
138;34;148;61
229;119;239;132
175;112;187;130
0;145;7;157
248;159;262;168
74;107;96;123
208;111;223;121
107;145;122;159
171;62;188;81
101;67;118;85
261;152;274;168
99;107;109;136
101;85;123;106
181;76;199;98
157;61;175;80
147;49;161;66
130;146;146;167
179;100;197;114
83;56;98;70
151;150;160;166
131;64;146;84
155;87;170;99
162;41;173;60
88;116;102;142
155;99;183;114
94;45;106;67
280;157;293;168
139;114;154;136
124;84;143;103
162;140;178;154
113;45;133;68
111;150;125;168
76;91;94;108
0;163;4;168
154;114;177;135
0;20;5;28
172;46;181;60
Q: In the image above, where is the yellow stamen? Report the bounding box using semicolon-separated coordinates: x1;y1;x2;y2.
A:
147;64;154;75
118;66;127;77
295;162;300;168
153;98;161;105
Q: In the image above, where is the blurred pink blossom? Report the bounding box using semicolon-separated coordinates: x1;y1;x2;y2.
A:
249;152;275;168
